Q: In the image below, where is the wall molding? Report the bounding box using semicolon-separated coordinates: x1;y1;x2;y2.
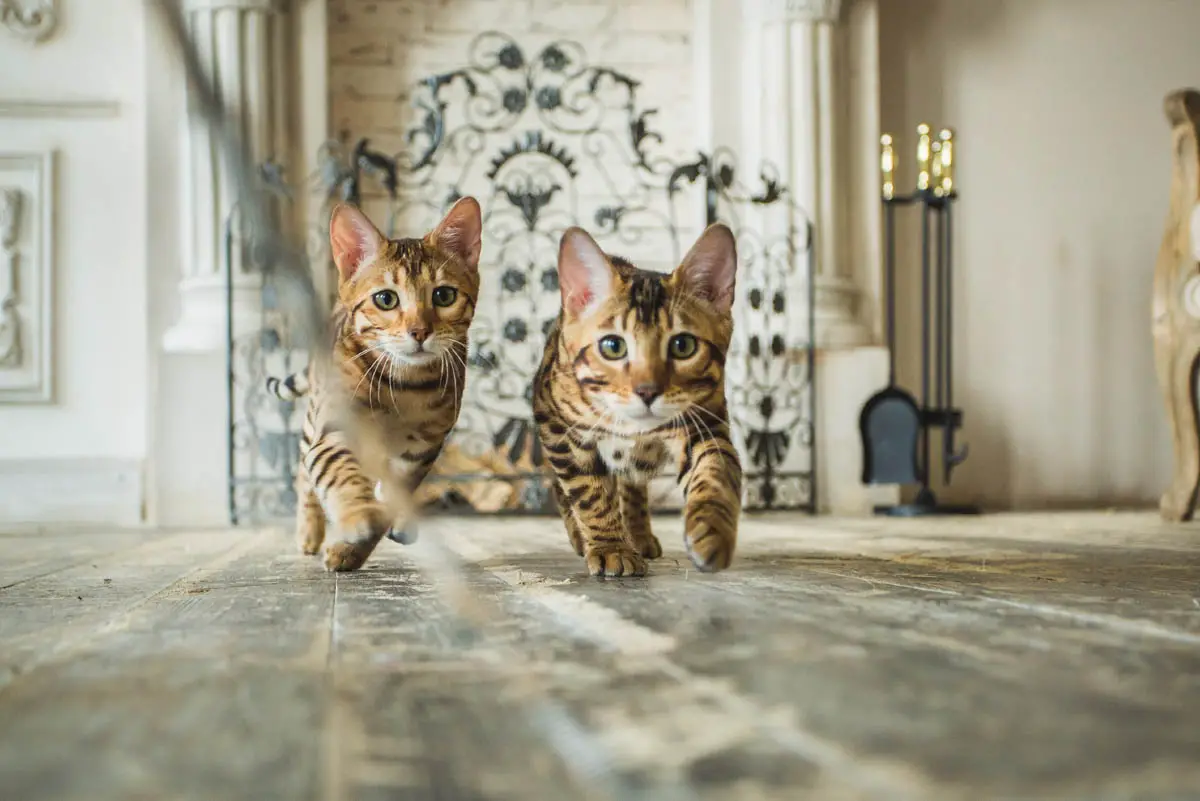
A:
1;0;58;43
0;150;55;404
0;99;120;119
0;458;144;526
746;0;842;24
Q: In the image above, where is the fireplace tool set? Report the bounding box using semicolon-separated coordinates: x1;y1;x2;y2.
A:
859;124;979;516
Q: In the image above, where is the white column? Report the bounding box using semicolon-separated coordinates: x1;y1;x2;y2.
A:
163;0;291;353
744;0;869;349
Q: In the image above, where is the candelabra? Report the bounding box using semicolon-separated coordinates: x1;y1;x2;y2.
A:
860;124;979;516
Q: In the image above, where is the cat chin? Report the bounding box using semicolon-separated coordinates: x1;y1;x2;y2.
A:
384;349;440;368
607;408;680;434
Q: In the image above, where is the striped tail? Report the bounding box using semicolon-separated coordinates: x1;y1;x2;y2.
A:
265;371;310;401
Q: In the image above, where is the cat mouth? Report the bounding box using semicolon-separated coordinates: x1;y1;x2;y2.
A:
614;407;677;432
385;347;438;366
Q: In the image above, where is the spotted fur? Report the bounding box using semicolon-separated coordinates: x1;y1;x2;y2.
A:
269;198;482;571
533;224;743;577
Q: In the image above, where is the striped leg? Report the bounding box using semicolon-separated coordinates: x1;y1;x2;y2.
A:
682;433;743;572
294;470;326;555
619;479;662;559
550;478;585;557
553;464;646;578
305;435;389;572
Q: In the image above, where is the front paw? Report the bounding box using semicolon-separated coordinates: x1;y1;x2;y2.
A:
386;522;418;545
323;540;374;572
684;522;734;573
325;510;387;571
631;531;663;559
584;544;647;578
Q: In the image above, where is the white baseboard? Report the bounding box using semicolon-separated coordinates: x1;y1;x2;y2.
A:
0;458;144;526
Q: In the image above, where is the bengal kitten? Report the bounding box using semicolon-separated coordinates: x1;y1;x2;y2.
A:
266;198;482;572
533;225;743;577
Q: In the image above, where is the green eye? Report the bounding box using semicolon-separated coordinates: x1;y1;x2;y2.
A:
597;335;627;360
372;290;399;310
432;286;458;307
668;333;698;359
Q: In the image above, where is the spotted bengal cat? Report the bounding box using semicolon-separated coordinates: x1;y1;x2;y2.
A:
532;224;743;577
266;198;481;572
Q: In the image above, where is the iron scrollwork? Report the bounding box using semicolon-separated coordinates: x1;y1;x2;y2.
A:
226;31;817;523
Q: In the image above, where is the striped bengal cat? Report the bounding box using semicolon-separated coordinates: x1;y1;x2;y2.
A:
266;198;481;572
532;224;743;577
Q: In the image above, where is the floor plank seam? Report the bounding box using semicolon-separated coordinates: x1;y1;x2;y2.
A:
0;533;261;696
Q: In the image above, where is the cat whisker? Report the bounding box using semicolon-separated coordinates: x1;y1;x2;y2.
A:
385;358;401;416
442;342;466;419
349;349;384;403
348;342;391;364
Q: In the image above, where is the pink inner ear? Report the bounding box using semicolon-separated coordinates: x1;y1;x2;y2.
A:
430;197;482;269
557;227;611;315
329;205;382;281
678;224;737;313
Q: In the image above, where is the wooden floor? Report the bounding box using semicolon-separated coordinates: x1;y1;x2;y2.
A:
1;512;1199;801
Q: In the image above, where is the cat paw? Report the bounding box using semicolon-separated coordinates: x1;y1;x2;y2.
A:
584;544;647;578
323;540;374;572
386;523;418;545
324;512;387;571
684;522;734;573
298;535;323;556
632;532;663;559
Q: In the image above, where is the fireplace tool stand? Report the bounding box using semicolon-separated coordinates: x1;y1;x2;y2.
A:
860;125;979;516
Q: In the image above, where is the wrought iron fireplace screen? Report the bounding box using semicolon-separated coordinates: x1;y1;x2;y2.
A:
226;31;817;522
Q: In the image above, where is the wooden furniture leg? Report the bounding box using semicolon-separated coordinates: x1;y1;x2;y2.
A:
1153;89;1200;522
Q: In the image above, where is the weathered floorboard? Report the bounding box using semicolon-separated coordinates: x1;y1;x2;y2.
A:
0;512;1197;800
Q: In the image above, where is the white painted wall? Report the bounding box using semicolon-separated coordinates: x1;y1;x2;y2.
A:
4;0;1196;526
0;2;150;523
879;0;1200;509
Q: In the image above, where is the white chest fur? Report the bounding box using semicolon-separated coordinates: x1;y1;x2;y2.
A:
595;435;679;481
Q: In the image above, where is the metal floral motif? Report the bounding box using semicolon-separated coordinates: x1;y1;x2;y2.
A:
226;32;816;523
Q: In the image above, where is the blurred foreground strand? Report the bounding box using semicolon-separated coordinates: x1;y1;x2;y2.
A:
144;2;696;797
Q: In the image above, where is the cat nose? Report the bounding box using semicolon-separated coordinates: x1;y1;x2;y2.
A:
408;327;430;344
633;383;662;407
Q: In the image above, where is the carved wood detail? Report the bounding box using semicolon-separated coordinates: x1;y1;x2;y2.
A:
0;0;58;43
1153;89;1200;521
0;187;22;368
0;151;53;404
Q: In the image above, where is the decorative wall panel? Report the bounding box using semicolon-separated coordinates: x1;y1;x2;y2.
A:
0;151;55;403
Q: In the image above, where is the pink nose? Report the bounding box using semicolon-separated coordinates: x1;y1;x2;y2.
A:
633;383;662;407
409;328;429;344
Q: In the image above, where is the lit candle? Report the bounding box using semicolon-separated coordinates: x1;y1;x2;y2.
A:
938;127;955;194
930;140;944;196
916;123;932;191
880;133;895;200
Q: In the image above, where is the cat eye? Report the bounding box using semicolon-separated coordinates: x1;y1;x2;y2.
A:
372;289;399;311
432;286;458;307
597;334;627;360
668;333;698;359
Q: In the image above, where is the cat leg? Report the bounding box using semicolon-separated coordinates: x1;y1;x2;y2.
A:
380;454;441;545
294;469;327;555
555;467;646;578
681;432;743;572
618;479;662;559
550;478;585;557
305;438;389;572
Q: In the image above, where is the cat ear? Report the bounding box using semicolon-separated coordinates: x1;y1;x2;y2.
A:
675;223;738;314
557;227;616;316
426;196;482;270
329;203;385;282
